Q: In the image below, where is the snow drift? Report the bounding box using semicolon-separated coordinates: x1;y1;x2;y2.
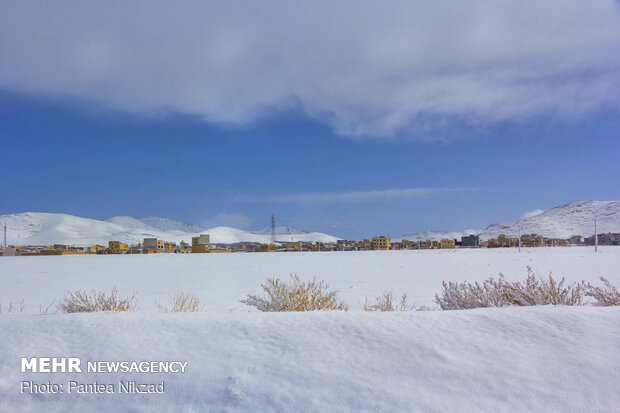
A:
0;247;619;412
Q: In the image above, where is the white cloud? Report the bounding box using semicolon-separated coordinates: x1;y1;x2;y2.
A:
236;187;476;204
1;1;619;137
521;209;544;219
207;213;253;228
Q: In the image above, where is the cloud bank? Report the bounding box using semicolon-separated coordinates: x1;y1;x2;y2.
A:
521;209;545;219
1;1;619;137
236;187;476;204
205;213;253;229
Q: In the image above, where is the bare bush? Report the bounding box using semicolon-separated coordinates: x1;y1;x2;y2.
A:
0;299;25;314
434;278;508;310
157;290;201;312
243;274;349;311
57;287;138;313
362;290;408;311
586;277;620;306
40;302;54;315
502;267;588;306
435;267;589;310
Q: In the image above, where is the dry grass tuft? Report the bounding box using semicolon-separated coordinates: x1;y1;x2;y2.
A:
39;301;54;315
435;267;589;310
586;277;620;306
157;290;201;312
243;274;349;312
57;287;138;313
362;290;408;311
0;299;25;314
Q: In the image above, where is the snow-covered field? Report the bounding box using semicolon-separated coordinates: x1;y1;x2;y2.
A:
1;247;619;412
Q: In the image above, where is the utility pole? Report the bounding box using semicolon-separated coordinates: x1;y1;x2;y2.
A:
271;214;276;245
3;221;6;247
518;225;521;252
417;233;421;251
594;219;598;252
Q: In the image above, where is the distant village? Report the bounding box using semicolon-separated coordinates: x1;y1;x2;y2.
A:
1;232;619;256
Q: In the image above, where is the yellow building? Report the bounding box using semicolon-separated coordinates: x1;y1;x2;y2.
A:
401;240;417;249
522;235;544;247
284;241;303;251
419;240;433;249
191;234;211;253
192;234;210;247
108;241;129;254
88;245;106;254
372;236;391;250
258;243;277;252
440;239;456;249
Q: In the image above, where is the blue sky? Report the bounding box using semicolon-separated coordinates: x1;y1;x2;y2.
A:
2;91;618;239
1;1;619;239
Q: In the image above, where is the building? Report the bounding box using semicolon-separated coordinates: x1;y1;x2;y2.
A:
440;239;455;249
143;238;167;251
0;247;17;256
283;241;303;251
143;238;158;249
401;240;417;250
568;235;584;245
108;241;128;254
192;234;210;247
372;236;391;250
88;245;106;254
521;234;544;247
191;234;211;253
585;233;620;246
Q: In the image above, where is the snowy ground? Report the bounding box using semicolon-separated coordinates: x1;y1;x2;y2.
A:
1;247;619;412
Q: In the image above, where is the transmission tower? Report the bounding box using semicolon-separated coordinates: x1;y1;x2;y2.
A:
271;214;276;244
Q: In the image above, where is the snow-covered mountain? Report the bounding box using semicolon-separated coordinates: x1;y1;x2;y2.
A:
138;217;207;233
478;200;620;240
393;200;619;242
0;212;339;246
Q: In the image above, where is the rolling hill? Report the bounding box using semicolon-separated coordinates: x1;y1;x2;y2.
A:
478;200;620;240
0;212;339;246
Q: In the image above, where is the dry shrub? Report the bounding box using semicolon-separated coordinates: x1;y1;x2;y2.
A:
243;274;349;311
0;299;25;314
586;277;620;306
362;290;408;311
157;290;201;312
40;301;54;315
502;268;588;306
57;287;138;313
435;267;589;310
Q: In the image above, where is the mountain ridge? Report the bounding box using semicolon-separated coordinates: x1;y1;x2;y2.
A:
393;200;620;241
1;212;339;246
